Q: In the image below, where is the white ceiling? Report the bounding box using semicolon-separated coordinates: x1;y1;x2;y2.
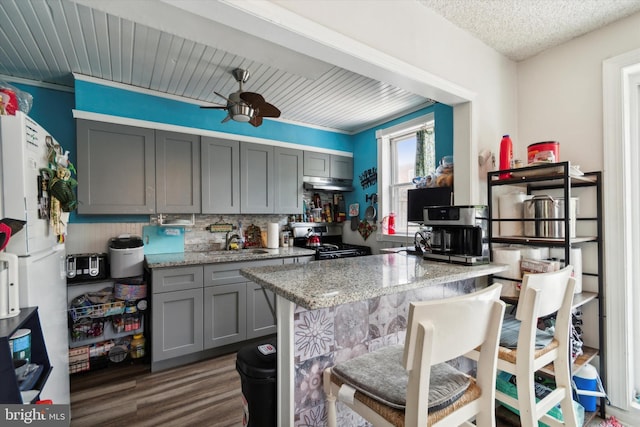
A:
1;0;639;133
419;0;640;61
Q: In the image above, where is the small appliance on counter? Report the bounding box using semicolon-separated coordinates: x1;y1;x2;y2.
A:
109;235;144;278
421;205;489;265
66;253;109;283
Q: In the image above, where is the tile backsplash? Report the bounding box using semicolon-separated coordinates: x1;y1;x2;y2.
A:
66;214;291;255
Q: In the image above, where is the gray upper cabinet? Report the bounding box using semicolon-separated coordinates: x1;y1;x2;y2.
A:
201;137;240;214
77;120;156;214
330;155;353;180
303;151;353;180
303;151;330;177
155;130;201;213
274;147;303;213
240;142;274;213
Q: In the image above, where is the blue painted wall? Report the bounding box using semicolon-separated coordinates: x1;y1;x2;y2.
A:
347;103;453;208
10;80;452;223
75;79;353;152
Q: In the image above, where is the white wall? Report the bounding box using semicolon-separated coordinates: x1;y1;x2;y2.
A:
517;11;640;172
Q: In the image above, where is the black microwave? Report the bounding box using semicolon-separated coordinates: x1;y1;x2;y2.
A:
407;187;453;223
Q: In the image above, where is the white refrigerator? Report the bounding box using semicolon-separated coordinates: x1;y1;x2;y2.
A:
0;111;70;404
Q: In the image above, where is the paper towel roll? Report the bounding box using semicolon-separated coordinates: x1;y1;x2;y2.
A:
267;223;280;249
571;248;583;294
499;192;531;237
492;247;522;279
518;247;542;260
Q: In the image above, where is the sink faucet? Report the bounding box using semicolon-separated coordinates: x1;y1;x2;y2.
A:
225;233;242;250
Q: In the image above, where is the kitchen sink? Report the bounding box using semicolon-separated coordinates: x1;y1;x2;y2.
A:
243;249;270;254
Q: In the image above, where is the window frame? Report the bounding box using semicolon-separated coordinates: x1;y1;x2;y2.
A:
376;113;435;242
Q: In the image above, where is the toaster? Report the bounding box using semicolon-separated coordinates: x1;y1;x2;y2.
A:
66;253;109;283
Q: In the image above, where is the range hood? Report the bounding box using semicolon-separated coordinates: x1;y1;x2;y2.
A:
303;176;353;192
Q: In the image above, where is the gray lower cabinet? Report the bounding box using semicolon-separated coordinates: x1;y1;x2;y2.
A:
151;266;205;362
77;120;156;214
201;137;240;214
246;282;277;339
204;284;247;349
151;288;204;361
151;259;283;365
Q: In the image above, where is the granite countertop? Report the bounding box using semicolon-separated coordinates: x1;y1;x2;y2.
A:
240;252;508;310
145;246;317;268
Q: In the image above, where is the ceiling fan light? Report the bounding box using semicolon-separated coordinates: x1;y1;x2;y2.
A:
230;103;254;122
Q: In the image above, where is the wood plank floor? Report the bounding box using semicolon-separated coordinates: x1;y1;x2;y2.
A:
70;354;605;427
70;352;244;427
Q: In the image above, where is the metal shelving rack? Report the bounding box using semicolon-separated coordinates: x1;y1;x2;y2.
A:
487;161;605;420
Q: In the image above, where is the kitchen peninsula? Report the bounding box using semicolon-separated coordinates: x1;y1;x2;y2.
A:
240;252;508;425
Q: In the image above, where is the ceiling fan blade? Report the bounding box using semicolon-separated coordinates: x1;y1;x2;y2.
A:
249;115;263;127
200;105;227;109
240;92;265;108
257;102;281;118
221;114;232;124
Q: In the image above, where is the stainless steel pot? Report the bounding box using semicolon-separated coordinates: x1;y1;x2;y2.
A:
523;195;567;238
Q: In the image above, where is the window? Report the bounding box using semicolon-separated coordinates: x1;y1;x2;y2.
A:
377;113;436;237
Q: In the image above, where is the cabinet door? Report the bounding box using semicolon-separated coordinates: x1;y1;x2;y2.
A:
331;155;354;179
155;130;201;213
203;284;247;349
201;137;240;214
76;120;155;214
240;142;274;213
303;151;330;177
246;282;277;339
274;147;303;213
151;288;204;362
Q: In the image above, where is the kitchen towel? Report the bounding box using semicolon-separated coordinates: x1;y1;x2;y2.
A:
267;223;279;248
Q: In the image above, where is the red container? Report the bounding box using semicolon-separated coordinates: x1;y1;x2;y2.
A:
499;135;513;179
527;141;559;164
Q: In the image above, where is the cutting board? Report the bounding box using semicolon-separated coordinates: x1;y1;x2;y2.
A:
142;225;185;254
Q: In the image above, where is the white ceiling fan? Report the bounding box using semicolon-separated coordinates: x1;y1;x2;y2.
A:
200;68;281;127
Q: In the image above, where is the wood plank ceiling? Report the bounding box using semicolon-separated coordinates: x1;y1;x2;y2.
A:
0;0;434;133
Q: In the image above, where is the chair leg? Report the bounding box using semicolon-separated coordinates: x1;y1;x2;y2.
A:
323;368;338;427
554;362;579;427
516;372;538;427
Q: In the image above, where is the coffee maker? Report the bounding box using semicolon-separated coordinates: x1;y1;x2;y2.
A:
421;205;489;265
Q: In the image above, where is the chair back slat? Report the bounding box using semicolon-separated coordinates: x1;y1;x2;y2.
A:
403;283;503;368
515;265;573;320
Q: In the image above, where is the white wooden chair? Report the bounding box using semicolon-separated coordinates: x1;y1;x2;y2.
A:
323;283;506;427
491;265;579;427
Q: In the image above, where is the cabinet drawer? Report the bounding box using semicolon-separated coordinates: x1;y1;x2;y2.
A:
152;266;203;294
203;259;283;287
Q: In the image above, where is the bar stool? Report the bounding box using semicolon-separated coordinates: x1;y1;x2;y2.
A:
492;265;578;427
323;283;506;427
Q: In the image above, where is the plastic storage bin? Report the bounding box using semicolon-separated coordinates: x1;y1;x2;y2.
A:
236;341;277;427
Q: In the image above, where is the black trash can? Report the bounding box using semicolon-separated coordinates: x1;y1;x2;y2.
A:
236;341;277;427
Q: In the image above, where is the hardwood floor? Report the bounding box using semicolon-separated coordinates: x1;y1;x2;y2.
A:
70;352;244;427
70;354;605;427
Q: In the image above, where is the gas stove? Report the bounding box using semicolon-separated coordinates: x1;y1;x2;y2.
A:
290;223;371;260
